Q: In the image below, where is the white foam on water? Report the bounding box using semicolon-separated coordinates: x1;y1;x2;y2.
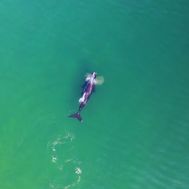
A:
47;132;82;189
51;156;57;163
75;167;82;175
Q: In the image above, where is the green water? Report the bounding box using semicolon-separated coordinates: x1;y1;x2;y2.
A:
0;0;189;188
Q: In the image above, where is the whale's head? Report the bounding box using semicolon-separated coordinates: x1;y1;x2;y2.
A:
92;72;97;79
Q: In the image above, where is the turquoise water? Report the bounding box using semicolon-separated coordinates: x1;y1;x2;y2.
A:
0;0;189;188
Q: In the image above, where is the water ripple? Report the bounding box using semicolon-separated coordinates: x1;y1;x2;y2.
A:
47;133;82;189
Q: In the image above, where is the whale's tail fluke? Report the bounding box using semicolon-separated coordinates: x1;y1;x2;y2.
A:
69;112;82;122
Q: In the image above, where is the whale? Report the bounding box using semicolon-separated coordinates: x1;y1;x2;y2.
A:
69;72;97;122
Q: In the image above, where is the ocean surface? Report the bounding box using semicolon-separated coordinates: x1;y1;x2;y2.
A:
0;0;189;189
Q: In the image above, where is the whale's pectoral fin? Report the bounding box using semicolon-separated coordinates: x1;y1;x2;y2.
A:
69;112;82;122
82;81;88;91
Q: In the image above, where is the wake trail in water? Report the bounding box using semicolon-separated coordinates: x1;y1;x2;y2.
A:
47;132;82;189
